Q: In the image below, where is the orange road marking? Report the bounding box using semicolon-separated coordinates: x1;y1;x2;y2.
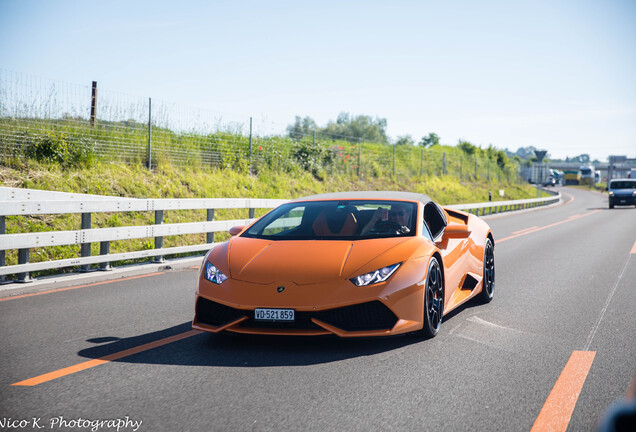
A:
0;273;163;302
12;330;201;386
631;241;636;254
497;210;600;243
512;226;539;235
530;351;596;432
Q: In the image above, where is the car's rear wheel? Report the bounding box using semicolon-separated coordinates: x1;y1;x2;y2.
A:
421;257;444;338
480;238;495;303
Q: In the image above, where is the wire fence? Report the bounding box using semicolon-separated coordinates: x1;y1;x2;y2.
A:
0;69;523;182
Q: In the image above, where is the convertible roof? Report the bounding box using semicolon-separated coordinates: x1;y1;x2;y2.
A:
293;191;434;205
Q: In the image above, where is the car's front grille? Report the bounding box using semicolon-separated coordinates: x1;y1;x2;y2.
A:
314;301;398;331
196;297;398;332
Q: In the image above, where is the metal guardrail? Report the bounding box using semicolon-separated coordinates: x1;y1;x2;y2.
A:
0;187;560;282
0;187;288;282
447;190;561;215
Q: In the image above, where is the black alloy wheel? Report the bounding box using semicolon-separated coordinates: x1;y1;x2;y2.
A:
421;257;444;338
480;238;495;303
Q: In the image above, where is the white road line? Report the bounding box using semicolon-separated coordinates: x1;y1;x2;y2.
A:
584;253;632;351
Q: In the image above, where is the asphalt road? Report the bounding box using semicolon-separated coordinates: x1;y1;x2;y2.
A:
1;187;635;432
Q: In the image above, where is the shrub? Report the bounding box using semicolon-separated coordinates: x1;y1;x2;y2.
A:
23;131;94;166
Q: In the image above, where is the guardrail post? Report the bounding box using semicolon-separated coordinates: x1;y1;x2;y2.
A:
80;212;92;272
17;248;31;283
153;210;164;263
99;241;111;271
249;208;255;219
206;209;215;244
0;216;5;283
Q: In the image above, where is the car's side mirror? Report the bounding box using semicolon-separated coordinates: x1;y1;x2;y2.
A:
443;224;471;238
229;225;246;236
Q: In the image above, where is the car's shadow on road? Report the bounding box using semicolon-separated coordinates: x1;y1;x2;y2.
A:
587;207;635;210
78;322;419;367
77;299;480;368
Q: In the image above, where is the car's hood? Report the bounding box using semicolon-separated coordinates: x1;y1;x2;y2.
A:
226;236;417;285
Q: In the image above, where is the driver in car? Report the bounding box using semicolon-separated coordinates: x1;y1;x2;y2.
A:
361;204;411;234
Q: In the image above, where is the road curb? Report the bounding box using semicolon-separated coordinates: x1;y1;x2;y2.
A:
0;256;204;299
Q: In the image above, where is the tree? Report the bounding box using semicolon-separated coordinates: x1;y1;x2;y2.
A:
287;116;317;140
395;135;415;146
457;140;478;155
321;112;389;144
419;132;440;147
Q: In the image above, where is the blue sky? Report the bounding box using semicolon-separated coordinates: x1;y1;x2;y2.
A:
1;0;635;161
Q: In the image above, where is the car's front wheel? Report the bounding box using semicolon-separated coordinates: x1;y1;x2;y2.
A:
421;257;444;338
480;238;495;303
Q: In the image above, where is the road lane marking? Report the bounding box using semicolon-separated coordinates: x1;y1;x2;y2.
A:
584;253;632;350
531;351;596;432
12;330;201;386
497;210;600;243
512;226;539;235
0;273;164;302
631;241;636;254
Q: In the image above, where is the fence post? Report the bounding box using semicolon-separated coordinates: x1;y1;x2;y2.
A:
153;210;164;263
442;152;446;176
474;157;478;179
420;147;423;177
80;213;91;272
393;144;396;176
487;161;490;182
460;154;463;180
207;209;215;244
90;81;97;127
147;97;152;170
357;138;361;177
249;117;253;161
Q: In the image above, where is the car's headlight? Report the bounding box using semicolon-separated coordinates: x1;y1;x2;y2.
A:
350;263;401;286
609;191;614;195
204;262;228;284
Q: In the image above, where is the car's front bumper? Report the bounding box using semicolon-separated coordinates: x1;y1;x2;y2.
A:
192;258;429;337
609;195;636;206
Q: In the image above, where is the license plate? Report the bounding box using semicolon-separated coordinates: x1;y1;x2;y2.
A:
620;200;626;203
254;308;295;322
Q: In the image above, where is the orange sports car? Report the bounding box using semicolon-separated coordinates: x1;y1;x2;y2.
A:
193;191;494;338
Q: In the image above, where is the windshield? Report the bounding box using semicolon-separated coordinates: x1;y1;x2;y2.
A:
242;200;418;240
609;180;636;189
